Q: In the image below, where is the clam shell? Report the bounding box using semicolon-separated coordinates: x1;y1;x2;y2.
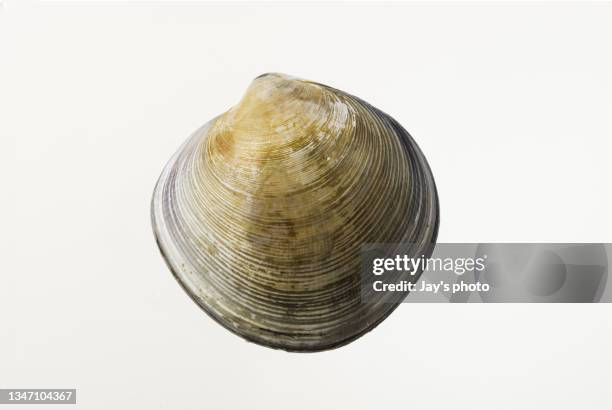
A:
152;73;439;351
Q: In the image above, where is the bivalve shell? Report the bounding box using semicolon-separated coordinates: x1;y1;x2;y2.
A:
152;73;439;351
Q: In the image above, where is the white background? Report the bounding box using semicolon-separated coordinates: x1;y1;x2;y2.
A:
2;1;611;409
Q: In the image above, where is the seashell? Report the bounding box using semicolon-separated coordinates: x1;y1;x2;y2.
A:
151;73;439;351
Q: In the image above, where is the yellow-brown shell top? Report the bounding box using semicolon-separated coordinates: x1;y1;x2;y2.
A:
152;73;439;351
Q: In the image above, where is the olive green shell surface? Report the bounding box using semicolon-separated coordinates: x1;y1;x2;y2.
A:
152;73;439;351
